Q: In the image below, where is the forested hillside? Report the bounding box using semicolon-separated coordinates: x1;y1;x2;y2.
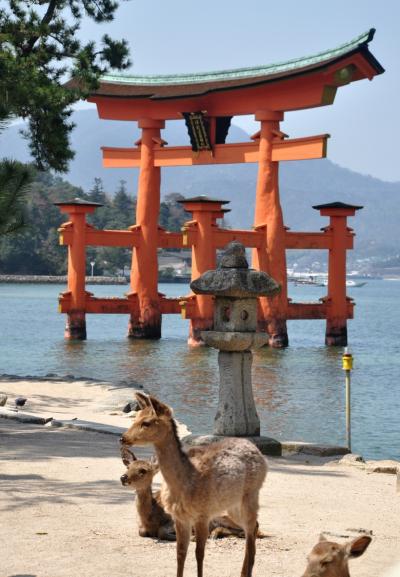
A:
0;171;189;275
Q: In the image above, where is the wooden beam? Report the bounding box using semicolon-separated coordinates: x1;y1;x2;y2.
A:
287;302;327;320
60;228;140;247
160;297;184;315
287;300;354;320
59;294;192;315
285;231;332;250
213;229;265;249
285;231;353;250
272;134;329;162
102;134;329;168
158;230;184;249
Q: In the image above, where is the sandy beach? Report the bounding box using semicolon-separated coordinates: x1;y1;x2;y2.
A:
0;377;399;577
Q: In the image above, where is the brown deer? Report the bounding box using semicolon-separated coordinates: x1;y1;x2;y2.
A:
120;447;176;541
120;447;264;542
301;534;372;577
120;393;267;577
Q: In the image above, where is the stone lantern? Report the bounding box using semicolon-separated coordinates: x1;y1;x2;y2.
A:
190;241;281;443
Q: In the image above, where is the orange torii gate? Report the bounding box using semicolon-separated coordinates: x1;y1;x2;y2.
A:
58;29;383;346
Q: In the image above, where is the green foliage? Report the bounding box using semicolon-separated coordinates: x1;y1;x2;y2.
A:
158;267;175;280
0;159;33;236
0;168;82;273
159;193;190;232
0;0;131;172
0;171;190;275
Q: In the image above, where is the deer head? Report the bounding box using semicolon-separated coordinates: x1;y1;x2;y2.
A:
301;534;372;577
120;446;160;490
120;393;173;447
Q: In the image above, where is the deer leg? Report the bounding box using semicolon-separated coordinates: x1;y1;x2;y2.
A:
175;519;191;577
240;496;259;577
194;519;209;577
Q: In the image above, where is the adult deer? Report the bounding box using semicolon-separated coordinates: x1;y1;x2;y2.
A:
301;534;372;577
120;393;267;577
120;447;262;541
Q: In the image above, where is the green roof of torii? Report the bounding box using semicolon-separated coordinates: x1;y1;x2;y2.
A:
91;29;383;99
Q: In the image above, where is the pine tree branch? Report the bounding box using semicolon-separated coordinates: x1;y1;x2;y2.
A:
23;0;59;53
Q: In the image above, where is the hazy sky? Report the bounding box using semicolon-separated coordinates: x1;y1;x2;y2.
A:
76;0;399;182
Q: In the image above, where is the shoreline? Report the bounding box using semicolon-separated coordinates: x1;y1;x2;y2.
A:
0;274;127;284
2;275;399;286
0;375;398;465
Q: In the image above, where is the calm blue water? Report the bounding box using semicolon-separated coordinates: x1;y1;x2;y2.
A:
0;280;399;460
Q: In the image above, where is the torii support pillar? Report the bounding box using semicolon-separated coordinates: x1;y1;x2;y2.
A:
128;118;165;339
253;110;288;348
180;197;229;346
54;199;102;340
314;202;363;346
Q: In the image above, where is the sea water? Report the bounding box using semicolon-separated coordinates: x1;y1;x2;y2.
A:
0;280;399;460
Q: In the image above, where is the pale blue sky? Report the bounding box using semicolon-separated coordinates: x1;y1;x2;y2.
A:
76;0;400;182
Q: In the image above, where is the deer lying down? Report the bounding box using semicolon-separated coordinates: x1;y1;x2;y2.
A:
120;447;176;541
121;393;267;577
120;447;264;541
301;534;372;577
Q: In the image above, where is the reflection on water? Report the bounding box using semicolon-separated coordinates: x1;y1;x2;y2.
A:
0;281;399;460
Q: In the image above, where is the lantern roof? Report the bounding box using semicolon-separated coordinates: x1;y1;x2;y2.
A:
190;242;281;298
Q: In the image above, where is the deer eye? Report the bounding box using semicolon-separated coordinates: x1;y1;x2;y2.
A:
138;468;147;475
141;421;151;428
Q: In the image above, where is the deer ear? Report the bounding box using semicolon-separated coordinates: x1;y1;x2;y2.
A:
121;447;137;467
347;535;372;558
135;392;152;409
319;533;327;542
148;395;172;417
149;455;160;473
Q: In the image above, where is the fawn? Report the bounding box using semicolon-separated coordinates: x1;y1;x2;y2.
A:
120;393;267;577
120;446;176;541
301;533;372;577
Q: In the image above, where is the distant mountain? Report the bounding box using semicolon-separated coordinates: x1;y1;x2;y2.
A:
1;109;399;261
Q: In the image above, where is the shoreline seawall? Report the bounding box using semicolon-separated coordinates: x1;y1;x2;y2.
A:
0;275;127;285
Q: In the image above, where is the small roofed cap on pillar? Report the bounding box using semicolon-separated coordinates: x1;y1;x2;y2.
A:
54;197;103;208
312;201;363;210
190;241;281;298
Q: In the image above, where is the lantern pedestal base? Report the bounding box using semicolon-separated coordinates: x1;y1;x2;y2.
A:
213;350;260;437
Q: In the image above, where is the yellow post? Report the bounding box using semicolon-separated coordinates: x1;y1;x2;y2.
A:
342;347;353;451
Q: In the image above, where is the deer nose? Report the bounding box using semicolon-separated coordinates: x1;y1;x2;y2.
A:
120;474;129;486
120;435;126;444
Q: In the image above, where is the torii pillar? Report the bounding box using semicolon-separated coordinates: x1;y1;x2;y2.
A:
180;197;229;346
54;198;101;340
253;110;288;348
128;118;165;339
314;202;363;346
